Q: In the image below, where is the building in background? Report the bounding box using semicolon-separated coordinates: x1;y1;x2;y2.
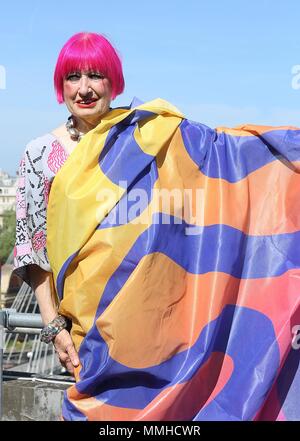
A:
0;169;17;228
0;169;21;307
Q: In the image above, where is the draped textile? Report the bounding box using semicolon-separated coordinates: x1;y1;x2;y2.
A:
47;98;300;421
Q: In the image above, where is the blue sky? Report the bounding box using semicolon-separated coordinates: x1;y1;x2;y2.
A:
1;0;300;175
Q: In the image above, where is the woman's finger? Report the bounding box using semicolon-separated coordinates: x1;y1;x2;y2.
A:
66;343;80;367
57;353;74;375
65;358;74;375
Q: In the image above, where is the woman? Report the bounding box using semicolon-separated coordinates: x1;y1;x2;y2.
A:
13;32;124;375
13;32;300;421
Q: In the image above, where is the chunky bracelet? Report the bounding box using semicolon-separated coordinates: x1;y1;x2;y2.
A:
40;314;68;344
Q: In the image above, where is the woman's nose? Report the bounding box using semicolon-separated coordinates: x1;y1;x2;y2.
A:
78;75;91;96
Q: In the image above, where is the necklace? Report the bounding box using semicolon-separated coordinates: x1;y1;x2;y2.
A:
66;115;85;142
66;108;113;142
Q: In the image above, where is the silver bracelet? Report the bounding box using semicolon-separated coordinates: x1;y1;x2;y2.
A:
40;314;68;344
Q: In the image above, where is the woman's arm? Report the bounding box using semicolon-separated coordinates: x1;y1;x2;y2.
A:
28;265;58;324
28;265;80;375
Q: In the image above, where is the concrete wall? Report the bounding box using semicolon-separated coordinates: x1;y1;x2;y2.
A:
3;378;70;421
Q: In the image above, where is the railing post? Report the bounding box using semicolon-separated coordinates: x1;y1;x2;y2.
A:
0;309;7;421
0;309;43;420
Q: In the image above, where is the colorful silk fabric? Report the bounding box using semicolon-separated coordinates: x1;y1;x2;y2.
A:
47;98;300;421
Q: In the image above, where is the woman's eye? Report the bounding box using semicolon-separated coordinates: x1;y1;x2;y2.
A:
65;72;104;81
66;73;81;81
89;73;104;80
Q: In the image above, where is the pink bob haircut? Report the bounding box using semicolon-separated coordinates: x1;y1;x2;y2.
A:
54;32;125;103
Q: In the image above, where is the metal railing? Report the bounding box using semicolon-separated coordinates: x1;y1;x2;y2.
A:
0;281;75;420
0;309;44;420
2;283;62;376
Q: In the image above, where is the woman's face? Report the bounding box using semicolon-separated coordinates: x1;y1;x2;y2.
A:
63;70;112;125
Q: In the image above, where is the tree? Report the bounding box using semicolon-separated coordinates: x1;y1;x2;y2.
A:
0;209;16;264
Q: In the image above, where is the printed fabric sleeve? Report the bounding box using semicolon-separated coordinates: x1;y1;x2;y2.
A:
12;144;52;289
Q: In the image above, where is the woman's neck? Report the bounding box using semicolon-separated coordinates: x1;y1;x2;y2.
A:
73;116;99;134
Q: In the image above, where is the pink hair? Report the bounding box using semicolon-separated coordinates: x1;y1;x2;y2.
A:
54;32;125;103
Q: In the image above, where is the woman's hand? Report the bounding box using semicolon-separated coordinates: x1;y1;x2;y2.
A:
53;329;80;375
27;267;80;375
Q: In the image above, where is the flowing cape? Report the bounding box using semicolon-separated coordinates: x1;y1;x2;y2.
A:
47;98;300;421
